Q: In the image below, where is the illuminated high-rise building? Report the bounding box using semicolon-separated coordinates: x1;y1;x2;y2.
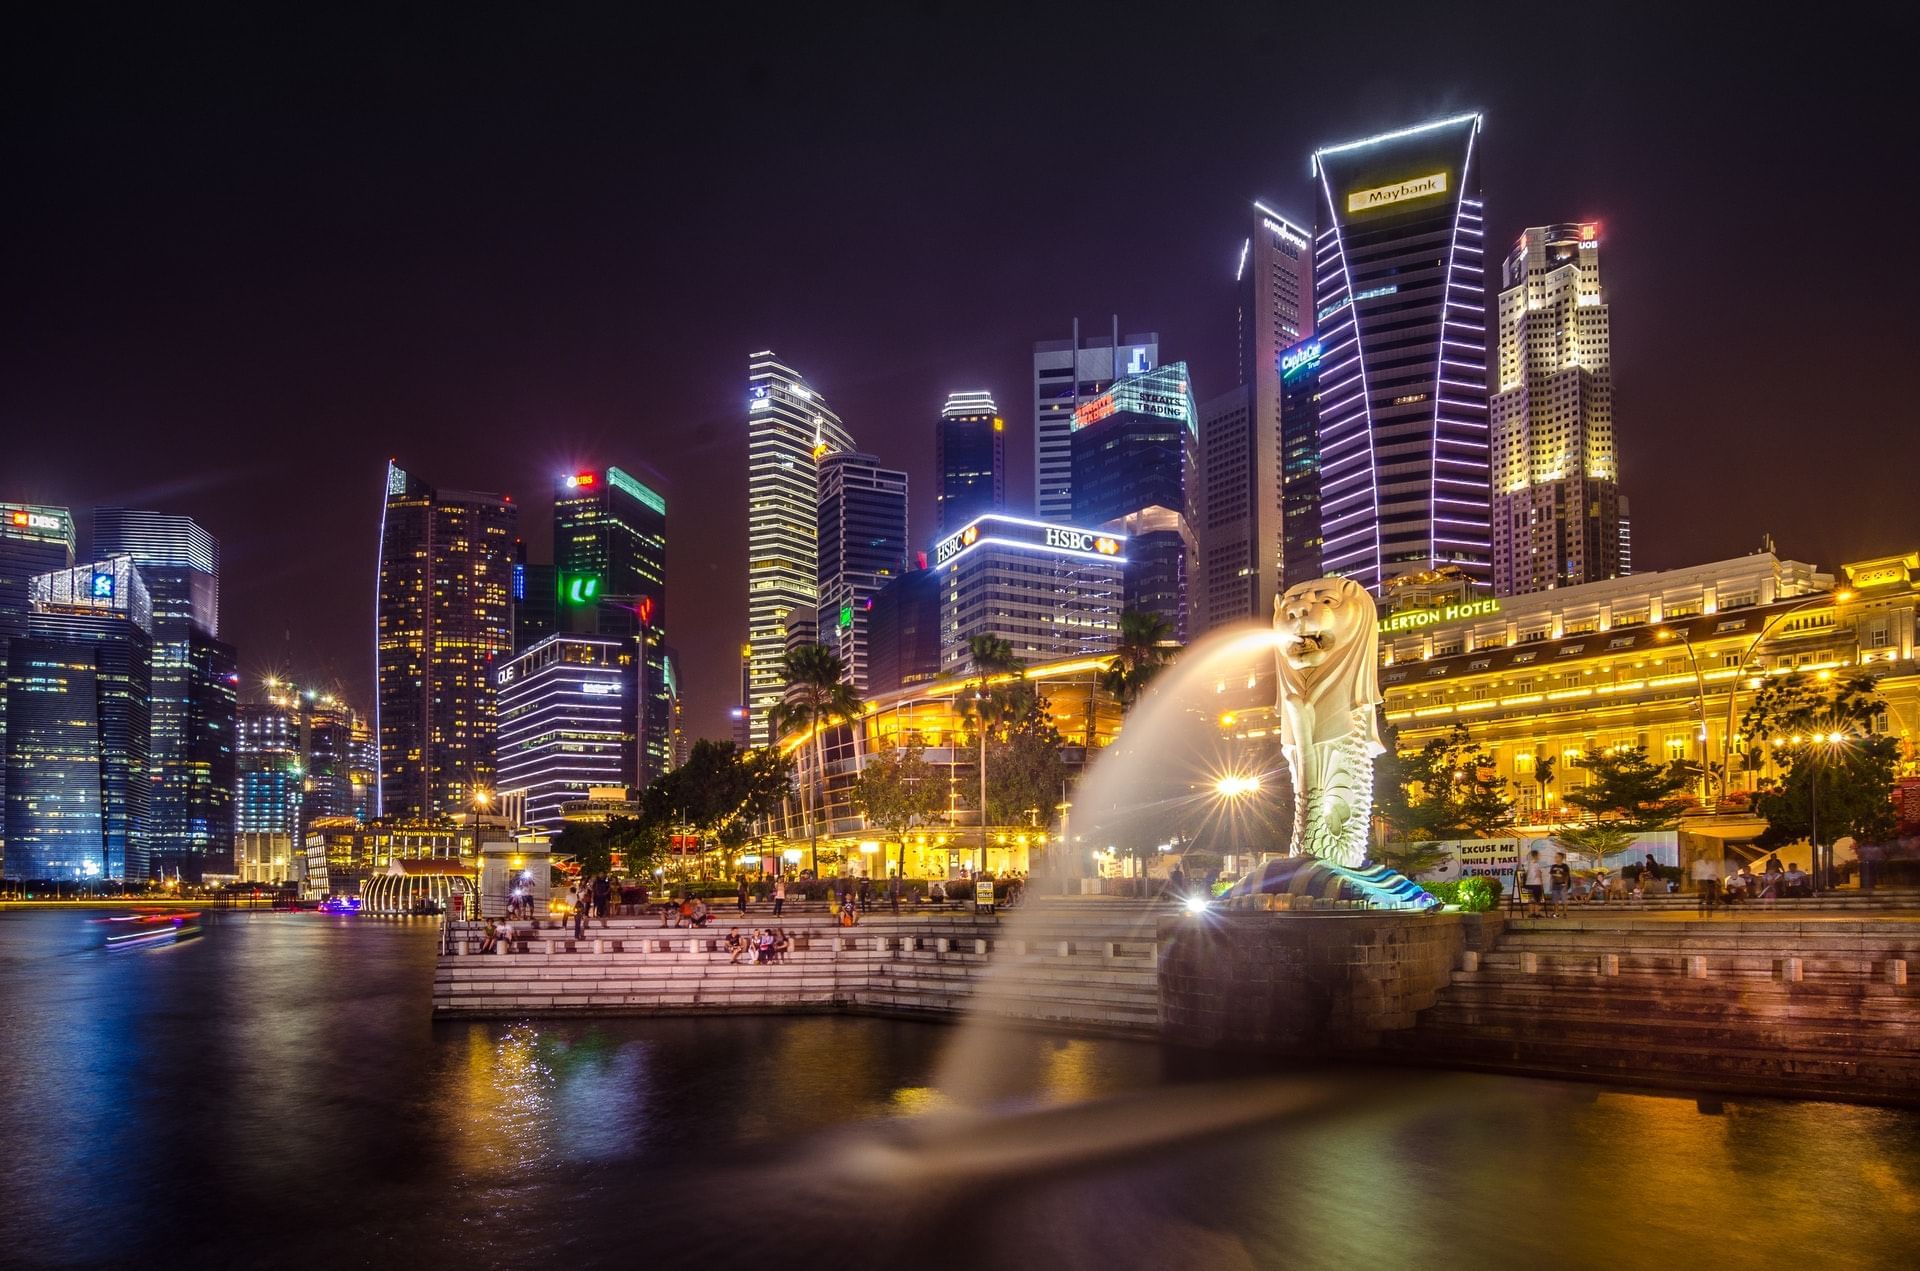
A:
374;462;516;821
4;558;152;881
495;634;636;831
553;466;673;786
936;391;1004;533
1491;223;1628;595
236;700;303;837
933;514;1127;672
1280;336;1327;588
745;352;857;746
0;504;75;873
817;451;909;693
1070;362;1195;640
93;509;235;880
1033;321;1158;521
1191;205;1315;637
512;539;557;652
1311;113;1488;592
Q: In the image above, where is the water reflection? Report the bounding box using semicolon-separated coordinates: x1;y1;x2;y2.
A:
1;910;1916;1271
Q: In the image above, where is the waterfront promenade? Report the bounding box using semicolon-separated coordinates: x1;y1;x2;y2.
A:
436;896;1920;1105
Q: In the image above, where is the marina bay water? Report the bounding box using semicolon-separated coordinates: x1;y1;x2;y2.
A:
3;909;1917;1270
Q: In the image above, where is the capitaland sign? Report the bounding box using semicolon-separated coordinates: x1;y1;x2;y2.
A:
1346;170;1448;214
934;518;1124;567
1380;597;1502;634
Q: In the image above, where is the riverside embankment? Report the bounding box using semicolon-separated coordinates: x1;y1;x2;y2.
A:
435;896;1920;1104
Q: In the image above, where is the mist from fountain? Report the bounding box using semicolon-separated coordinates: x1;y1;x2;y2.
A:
931;621;1294;1106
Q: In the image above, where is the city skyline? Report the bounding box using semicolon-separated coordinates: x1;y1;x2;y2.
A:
3;8;1911;738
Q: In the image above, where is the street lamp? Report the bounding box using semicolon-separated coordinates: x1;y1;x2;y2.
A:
1804;730;1850;892
1722;588;1852;795
1214;773;1262;799
1653;628;1714;795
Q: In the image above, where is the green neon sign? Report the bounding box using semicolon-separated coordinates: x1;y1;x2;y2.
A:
564;575;602;605
838;604;853;629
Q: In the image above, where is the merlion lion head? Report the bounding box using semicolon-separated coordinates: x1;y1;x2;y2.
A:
1272;576;1384;753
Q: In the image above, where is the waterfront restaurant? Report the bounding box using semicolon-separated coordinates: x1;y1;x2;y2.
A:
773;653;1125;877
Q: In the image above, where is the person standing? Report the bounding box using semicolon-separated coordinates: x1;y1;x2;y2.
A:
889;872;901;915
1523;850;1547;918
772;877;786;917
737;875;749;915
564;880;580;928
572;888;588;940
593;874;611;927
1692;855;1720;914
1547;851;1572;918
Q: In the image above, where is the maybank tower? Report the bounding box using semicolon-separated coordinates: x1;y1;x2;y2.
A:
1310;113;1488;594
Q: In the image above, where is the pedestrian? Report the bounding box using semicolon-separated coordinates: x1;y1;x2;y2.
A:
772;877;786;917
889;872;901;916
857;875;872;909
737;875;749;915
572;889;588;940
1692;855;1719;913
593;874;611;927
1168;866;1187;901
1523;850;1546;918
564;880;580;923
1547;851;1571;918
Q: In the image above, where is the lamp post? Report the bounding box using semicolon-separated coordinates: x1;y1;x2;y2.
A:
1654;628;1714;797
976;689;989;875
1722;588;1852;795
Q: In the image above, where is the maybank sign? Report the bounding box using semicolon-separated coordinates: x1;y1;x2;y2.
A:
1380;597;1501;634
933;516;1124;568
1346;170;1448;214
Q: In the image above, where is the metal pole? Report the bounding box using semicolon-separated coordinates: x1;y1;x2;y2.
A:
978;699;988;874
1809;755;1820;892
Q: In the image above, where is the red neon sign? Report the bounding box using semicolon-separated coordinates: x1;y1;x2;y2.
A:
575;472;598;487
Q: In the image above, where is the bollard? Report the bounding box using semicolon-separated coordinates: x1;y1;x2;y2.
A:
1601;953;1620;977
1461;950;1481;973
1779;957;1803;983
936;938;951;953
1520;952;1540;974
1686;955;1709;979
1057;941;1073;958
1103;942;1120;960
975;939;988;955
1888;959;1908;987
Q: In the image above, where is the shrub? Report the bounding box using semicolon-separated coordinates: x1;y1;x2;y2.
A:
1420;876;1498;912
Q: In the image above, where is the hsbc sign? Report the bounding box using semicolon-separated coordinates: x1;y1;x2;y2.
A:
934;517;1126;567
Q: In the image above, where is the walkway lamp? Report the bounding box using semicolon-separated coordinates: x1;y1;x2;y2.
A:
1721;589;1852;795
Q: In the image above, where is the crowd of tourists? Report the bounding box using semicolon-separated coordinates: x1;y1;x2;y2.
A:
722;927;793;964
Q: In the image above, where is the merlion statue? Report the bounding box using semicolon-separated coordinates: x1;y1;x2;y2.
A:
1273;577;1385;869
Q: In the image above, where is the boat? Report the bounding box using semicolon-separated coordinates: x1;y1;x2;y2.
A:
102;912;203;949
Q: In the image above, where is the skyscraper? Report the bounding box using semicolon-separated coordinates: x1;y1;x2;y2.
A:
1280;336;1327;588
936;390;1004;533
933;514;1126;672
1491;223;1628;595
1070;362;1195;640
94;509;235;880
1033;321;1158;521
866;567;942;695
1190;205;1317;638
236;700;303;838
512;539;557;652
495;634;636;831
817;451;909;693
553;466;673;786
745;352;856;746
375;462;516;821
4;558;152;880
0;504;75;873
1311;113;1489;592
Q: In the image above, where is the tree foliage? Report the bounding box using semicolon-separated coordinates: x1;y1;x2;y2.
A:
768;643;862;871
1373;840;1452;877
1552;822;1638;870
850;742;946;877
642;739;793;851
1100;608;1174;711
1741;672;1898;847
1560;745;1692;832
1376;724;1513;841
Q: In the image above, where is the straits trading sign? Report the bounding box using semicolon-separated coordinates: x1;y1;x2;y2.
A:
933;517;1124;568
1346;170;1448;213
1379;596;1502;635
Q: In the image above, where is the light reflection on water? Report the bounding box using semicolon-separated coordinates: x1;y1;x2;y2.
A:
1;910;1916;1271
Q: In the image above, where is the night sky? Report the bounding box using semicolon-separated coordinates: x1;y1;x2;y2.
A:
4;4;1915;737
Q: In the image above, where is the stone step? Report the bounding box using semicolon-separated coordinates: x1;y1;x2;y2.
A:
1441;975;1917;1010
1475;951;1912;979
1417;1000;1920;1053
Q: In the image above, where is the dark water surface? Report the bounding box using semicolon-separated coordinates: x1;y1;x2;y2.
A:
2;909;1916;1271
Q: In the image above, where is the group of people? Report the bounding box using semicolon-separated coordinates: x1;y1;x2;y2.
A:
723;926;792;965
664;895;713;928
1717;854;1812;906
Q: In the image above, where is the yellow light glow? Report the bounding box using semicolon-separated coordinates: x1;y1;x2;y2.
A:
1214;774;1261;798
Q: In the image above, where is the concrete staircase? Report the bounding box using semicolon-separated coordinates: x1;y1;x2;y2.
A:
1389;916;1920;1103
433;904;1165;1036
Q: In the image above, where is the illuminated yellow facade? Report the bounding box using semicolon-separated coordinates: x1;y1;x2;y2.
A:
772;654;1124;875
1374;552;1919;820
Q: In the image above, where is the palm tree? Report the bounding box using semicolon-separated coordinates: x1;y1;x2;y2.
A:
769;643;863;876
1101;609;1174;712
963;635;1022;871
